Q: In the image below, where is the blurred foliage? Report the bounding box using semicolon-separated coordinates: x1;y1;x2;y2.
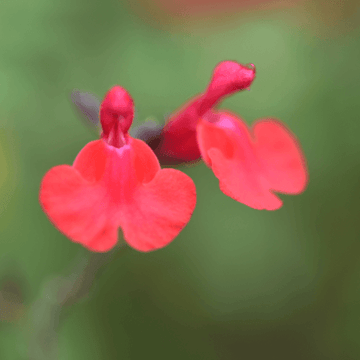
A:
0;0;360;358
0;135;9;192
129;0;300;28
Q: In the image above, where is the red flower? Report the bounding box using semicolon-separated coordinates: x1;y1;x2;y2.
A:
40;86;196;252
154;61;308;210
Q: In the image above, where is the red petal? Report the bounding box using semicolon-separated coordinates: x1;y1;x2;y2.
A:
121;137;196;251
130;137;160;184
120;168;196;252
207;147;283;210
253;120;308;194
73;140;107;183
197;114;282;210
39;165;118;252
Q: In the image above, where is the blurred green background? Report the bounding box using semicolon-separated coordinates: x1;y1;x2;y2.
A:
0;0;360;358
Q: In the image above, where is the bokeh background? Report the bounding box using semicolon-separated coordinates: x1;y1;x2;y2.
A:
0;0;360;358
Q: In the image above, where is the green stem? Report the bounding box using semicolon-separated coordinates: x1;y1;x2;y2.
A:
27;241;127;360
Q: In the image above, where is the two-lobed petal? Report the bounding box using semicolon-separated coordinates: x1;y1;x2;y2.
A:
197;111;308;210
40;138;196;252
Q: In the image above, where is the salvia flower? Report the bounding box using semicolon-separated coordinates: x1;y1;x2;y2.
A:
40;86;196;252
154;61;308;210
